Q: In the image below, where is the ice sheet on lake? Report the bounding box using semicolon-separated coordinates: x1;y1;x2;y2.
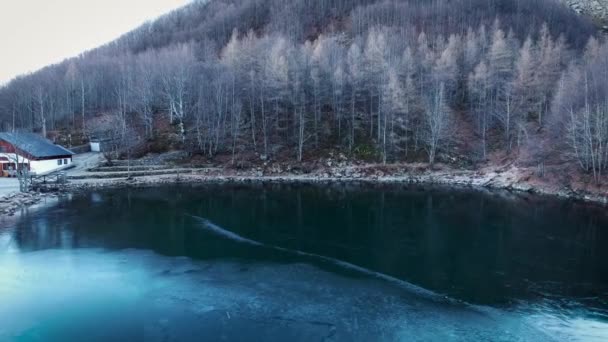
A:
191;215;443;301
0;248;558;342
192;216;265;247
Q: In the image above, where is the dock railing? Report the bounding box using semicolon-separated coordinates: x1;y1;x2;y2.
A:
30;171;68;192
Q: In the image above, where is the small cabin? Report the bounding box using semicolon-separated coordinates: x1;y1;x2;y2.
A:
0;132;75;177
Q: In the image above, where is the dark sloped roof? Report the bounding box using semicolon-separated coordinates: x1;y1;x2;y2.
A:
0;132;75;158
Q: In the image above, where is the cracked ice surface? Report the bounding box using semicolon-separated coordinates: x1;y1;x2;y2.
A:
0;248;557;341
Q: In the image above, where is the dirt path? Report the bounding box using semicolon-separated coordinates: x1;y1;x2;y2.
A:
68;152;105;176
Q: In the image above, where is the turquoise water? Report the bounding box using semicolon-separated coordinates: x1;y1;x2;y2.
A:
1;183;607;341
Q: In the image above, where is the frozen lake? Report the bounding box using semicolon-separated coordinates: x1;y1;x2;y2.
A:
1;183;607;341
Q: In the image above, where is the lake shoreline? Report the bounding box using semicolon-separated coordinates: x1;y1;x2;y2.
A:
64;166;607;205
2;164;606;218
0;191;60;217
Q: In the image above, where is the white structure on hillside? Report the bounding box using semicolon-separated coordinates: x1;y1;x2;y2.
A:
0;132;75;177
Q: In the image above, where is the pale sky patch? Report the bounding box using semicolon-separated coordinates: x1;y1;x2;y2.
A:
0;0;191;85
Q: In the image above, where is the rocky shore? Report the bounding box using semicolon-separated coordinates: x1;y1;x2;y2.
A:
0;191;59;217
2;163;606;219
63;164;607;205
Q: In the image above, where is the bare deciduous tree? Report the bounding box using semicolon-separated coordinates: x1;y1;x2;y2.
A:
422;83;452;166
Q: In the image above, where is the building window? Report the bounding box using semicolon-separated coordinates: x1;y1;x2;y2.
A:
57;159;63;166
64;158;68;164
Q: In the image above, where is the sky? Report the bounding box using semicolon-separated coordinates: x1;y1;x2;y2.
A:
0;0;191;85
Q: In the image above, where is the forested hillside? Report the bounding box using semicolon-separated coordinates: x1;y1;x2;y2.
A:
1;0;607;182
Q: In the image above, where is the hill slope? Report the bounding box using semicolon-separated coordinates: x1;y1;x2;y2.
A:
0;0;607;186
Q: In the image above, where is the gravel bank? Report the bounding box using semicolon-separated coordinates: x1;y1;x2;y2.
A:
62;167;607;205
3;163;606;219
0;191;60;217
